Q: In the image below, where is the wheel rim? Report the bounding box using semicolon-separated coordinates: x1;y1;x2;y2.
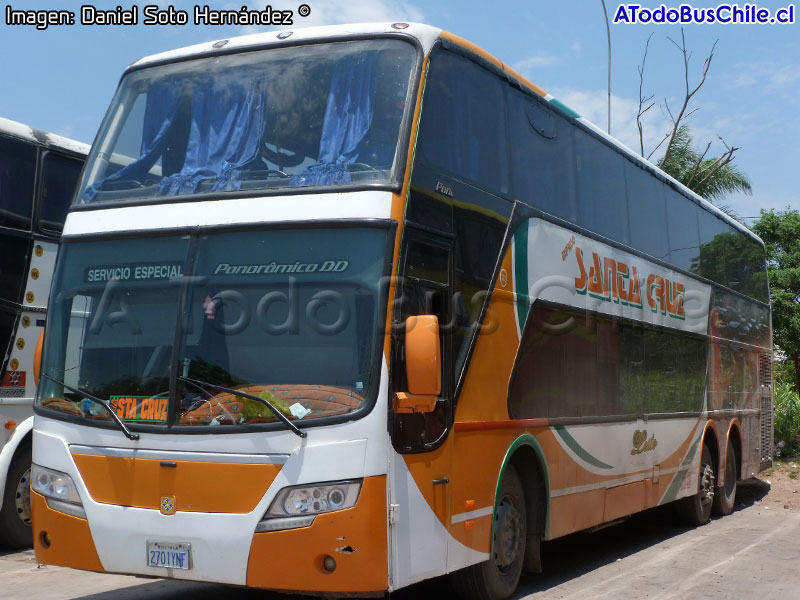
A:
724;447;736;498
493;494;523;572
699;462;715;508
14;467;32;527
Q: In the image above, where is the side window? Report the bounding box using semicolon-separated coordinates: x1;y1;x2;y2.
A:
666;190;700;272
695;209;730;285
507;90;576;221
574;127;628;244
508;305;706;419
391;235;452;452
627;161;668;260
39;152;84;234
416;49;508;195
0;135;35;230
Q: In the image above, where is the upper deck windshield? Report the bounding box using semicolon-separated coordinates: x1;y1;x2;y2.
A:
75;39;416;206
36;226;391;432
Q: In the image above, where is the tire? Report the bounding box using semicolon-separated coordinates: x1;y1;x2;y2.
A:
0;444;32;549
713;441;737;516
451;466;527;600
679;443;715;526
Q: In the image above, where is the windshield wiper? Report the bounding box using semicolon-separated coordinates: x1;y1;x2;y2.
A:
178;376;307;438
41;374;140;441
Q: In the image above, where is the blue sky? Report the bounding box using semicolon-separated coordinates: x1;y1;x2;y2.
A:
1;0;797;221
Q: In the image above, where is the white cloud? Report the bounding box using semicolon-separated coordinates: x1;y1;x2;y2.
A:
570;41;582;55
550;87;673;158
513;54;559;73
727;60;800;101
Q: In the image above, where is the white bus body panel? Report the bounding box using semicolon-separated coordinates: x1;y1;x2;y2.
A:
33;359;391;583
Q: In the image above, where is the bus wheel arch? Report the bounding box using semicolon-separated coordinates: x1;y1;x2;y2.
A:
679;426;719;525
506;439;548;573
450;434;549;599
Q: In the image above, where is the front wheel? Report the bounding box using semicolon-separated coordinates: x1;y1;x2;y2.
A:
679;443;715;526
451;466;527;600
713;441;737;516
0;444;32;549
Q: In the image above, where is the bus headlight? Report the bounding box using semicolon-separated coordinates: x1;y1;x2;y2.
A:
256;480;362;532
31;464;86;519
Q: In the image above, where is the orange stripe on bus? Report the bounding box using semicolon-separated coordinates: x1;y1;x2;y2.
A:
72;454;281;513
439;31;548;98
32;490;104;572
246;475;387;593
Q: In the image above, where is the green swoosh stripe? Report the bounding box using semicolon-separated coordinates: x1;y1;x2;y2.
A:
554;425;614;470
513;223;529;336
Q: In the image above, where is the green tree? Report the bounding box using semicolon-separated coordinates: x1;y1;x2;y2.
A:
657;125;752;203
752;209;800;393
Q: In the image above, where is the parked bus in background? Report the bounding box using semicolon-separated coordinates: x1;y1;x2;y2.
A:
31;23;772;599
0;118;88;548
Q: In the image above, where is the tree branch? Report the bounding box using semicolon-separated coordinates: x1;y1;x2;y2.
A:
686;141;712;186
660;29;718;165
637;32;654;157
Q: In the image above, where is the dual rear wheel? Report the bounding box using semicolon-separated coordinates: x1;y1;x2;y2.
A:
681;439;738;525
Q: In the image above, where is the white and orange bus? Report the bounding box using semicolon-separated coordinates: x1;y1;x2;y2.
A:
0;118;87;548
31;23;772;599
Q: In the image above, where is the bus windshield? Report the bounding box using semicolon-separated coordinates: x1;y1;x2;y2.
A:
36;226;390;430
76;39;416;205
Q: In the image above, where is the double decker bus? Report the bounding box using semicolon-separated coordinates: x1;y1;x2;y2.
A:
0;118;88;547
31;23;772;599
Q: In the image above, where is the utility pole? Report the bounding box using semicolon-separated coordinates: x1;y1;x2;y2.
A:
600;0;611;134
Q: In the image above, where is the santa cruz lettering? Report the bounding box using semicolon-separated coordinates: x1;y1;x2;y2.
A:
573;248;685;319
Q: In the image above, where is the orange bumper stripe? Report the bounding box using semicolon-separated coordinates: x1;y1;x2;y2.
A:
72;453;282;513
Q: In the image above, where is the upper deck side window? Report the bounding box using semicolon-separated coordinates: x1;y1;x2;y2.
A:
415;48;509;195
75;39;417;206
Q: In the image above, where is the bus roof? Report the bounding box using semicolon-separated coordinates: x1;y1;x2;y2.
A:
0;116;90;156
126;22;759;245
128;22;443;70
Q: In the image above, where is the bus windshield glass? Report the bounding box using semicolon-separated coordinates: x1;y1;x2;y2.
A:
75;39;416;205
36;227;389;430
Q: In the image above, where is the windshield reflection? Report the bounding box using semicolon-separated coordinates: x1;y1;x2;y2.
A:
37;227;390;430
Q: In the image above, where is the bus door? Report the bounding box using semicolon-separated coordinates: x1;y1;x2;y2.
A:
388;228;454;588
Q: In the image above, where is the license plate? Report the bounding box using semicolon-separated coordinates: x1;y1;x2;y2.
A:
146;541;192;570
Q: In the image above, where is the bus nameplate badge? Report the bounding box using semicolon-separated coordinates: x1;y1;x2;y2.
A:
146;541;191;570
160;495;177;515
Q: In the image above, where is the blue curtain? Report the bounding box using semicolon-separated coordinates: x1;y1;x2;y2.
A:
290;54;378;187
83;76;266;201
82;81;183;202
157;77;266;196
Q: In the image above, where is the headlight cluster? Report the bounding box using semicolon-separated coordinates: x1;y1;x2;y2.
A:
31;464;86;519
256;479;362;532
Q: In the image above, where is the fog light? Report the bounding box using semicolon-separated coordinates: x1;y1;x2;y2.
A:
322;554;336;573
40;531;51;549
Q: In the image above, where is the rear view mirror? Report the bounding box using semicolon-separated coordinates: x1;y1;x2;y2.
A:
393;315;441;414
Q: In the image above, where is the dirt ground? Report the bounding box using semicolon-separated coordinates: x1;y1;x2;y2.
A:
758;460;800;510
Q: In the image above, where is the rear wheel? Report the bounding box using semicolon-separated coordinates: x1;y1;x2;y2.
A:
0;444;32;549
713;441;737;516
680;443;715;526
451;466;526;600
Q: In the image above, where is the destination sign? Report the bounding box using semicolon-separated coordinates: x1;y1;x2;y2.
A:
110;396;168;423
